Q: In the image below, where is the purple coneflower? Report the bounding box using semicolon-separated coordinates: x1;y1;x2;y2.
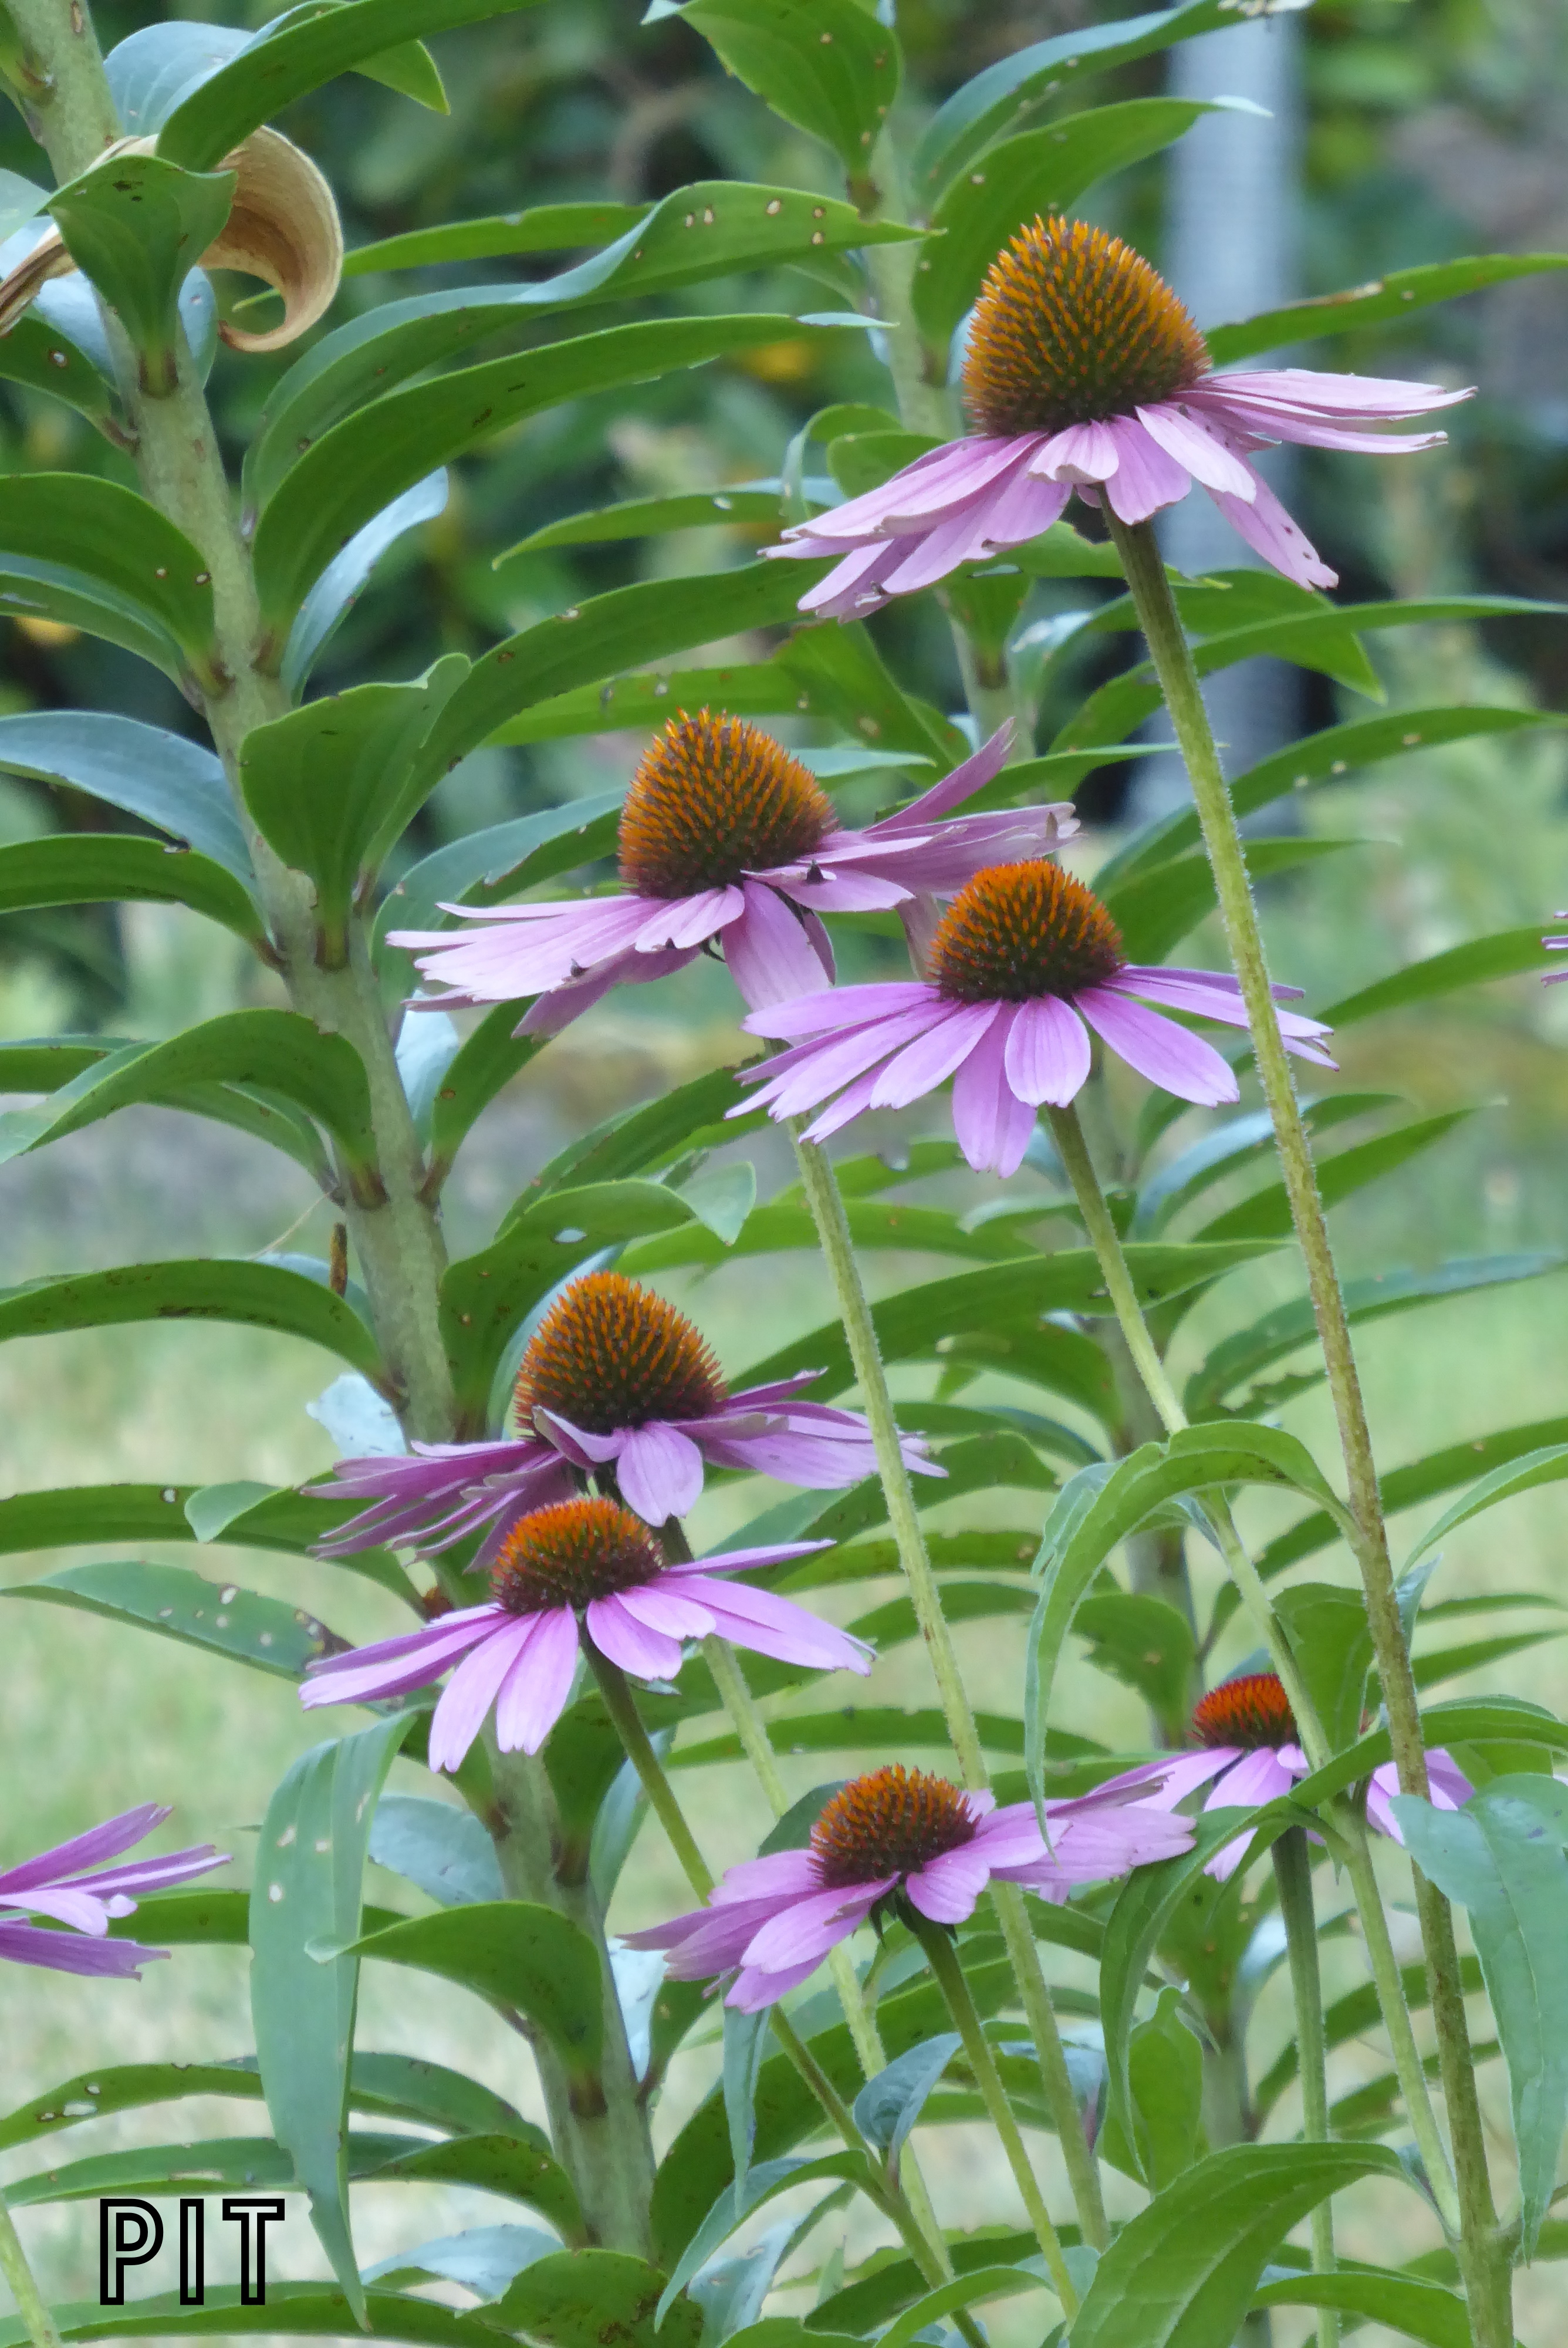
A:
312;1271;939;1564
301;1495;867;1772
388;710;1075;1028
732;859;1334;1176
0;1806;228;1979
769;215;1471;615
1093;1672;1473;1882
626;1762;1194;2010
1545;916;1567;983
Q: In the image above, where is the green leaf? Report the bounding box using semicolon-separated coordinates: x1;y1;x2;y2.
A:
1134;1095;1397;1238
851;2037;960;2165
503;487;783;558
107;15;447;134
240;664;469;950
0;1480;413;1603
657;2154;870;2326
669;1705;1038;1771
1195;1111;1473;1243
250;1715;416;2319
1290;1700;1568;1815
1273;1582;1375;1754
1253;2266;1471;2348
342;1903;604;2083
369;1792;503;1908
1208;252;1568;367
283;471;450;697
4;2133;424;2204
364;2131;586;2241
0;1009;377;1185
0;2282;505;2348
252;315;843;633
0;311;114;425
375;795;622;976
807;2236;1036;2340
0;835;261;941
733;1243;1276;1397
50;150;234;394
1392;1782;1568;2253
1104;836;1363;965
0;475;220;685
0;1259;384;1381
914;99;1227;344
1096;1986;1204;2192
1068;2143;1408;2348
1322;924;1555;1026
440;1180;696;1429
491;2250;701;2348
1073;1592;1196;1725
0;710;252;884
876;2268;1056;2348
622;1198;1060;1278
1405;1444;1568;1572
913;0;1245;194
530;1065;759;1196
4;1560;340;1680
345;200;646;274
645;0;900;173
157;0;548;169
424;1007;546;1183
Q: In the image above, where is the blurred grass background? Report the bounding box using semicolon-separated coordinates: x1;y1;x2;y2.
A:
0;0;1566;2334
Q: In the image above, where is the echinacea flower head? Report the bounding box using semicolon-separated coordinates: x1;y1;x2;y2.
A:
1545;916;1567;983
311;1271;940;1563
734;859;1335;1176
624;1761;1195;2010
770;215;1471;615
1095;1671;1473;1881
0;1804;228;1979
301;1494;866;1772
388;711;1076;1028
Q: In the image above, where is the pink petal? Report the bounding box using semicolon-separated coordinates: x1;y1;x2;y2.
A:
492;1608;581;1756
1100;414;1193;524
723;881;834;1012
904;1845;992;1923
802;1063;889;1145
949;1004;1036;1175
633;887;744;953
1136;404;1258;500
1080;1751;1234;1812
712;1850;824;1904
0;1807;167;1895
748;1007;945;1119
1002;993;1092;1106
741;1882;890;1972
428;1617;539;1772
1204;1746;1300;1810
584;1594;684;1680
1074;986;1239;1105
1036;420;1120;483
869;999;998;1109
1202;467;1337;591
795;539;907;618
614;1422;705;1524
1194;366;1472;420
790;437;1027;539
678;1572;873;1674
881;498;1013;595
615;1581;718;1640
0;1885;114;1934
744;981;936;1039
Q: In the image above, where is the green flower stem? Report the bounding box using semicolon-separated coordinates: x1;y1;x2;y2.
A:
907;1911;1079;2316
1105;511;1504;2337
788;1126;1108;2250
699;1630;955;2279
1045;1104;1324;1760
588;1643;979;2318
0;2196;63;2348
1271;1829;1338;2348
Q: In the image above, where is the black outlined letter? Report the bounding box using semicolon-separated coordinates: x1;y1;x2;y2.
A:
178;2198;205;2305
99;2199;163;2305
219;2197;285;2306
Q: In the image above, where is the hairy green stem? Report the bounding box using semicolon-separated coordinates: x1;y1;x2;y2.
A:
0;2197;63;2348
1106;512;1503;2333
1272;1830;1338;2348
788;1125;1108;2249
908;1913;1079;2315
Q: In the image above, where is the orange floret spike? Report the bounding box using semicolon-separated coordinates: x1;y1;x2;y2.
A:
927;859;1126;1005
811;1765;978;1887
618;709;836;899
1191;1672;1298;1752
491;1496;662;1614
515;1271;726;1436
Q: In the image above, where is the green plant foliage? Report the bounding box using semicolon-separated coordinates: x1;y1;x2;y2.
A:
50;151;235;393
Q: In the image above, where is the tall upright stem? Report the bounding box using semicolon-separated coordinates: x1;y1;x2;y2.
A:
0;2198;62;2348
1271;1829;1338;2348
1105;511;1504;2339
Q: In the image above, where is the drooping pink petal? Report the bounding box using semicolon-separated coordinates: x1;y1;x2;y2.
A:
0;1921;161;1978
1203;465;1337;592
1099;414;1192;524
904;1844;992;1923
1040;1803;1199;1881
745;981;938;1039
677;1572;873;1673
427;1615;541;1772
710;1850;824;1905
615;1422;706;1524
632;886;745;954
1074;986;1240;1105
785;437;1028;539
722;880;834;1011
745;1007;945;1119
492;1607;582;1757
802;1063;892;1145
65;1846;227;1901
975;466;1073;548
1002;992;1093;1106
1087;1750;1236;1811
1367;1750;1473;1842
739;1881;892;1973
584;1594;684;1680
395;897;653;1000
0;1807;168;1896
1193;367;1473;421
870;999;999;1109
1036;420;1121;483
1136;404;1258;500
949;1003;1038;1175
300;1608;501;1711
881;492;1021;595
793;538;909;618
1204;1745;1302;1811
530;1408;625;1469
0;1884;117;1935
519;946;698;1035
614;1582;718;1641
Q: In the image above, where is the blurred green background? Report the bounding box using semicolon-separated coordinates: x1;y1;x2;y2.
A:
1;0;1566;2334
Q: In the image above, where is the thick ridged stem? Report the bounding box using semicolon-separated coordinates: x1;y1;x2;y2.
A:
0;2199;62;2348
1271;1829;1338;2348
1106;512;1503;2338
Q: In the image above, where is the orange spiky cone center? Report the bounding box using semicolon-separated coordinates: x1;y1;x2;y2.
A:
811;1765;977;1888
490;1496;662;1613
1192;1672;1298;1752
617;710;836;898
515;1271;726;1437
963;215;1210;439
927;861;1125;1004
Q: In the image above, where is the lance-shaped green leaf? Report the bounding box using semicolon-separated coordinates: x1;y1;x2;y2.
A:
1068;2142;1408;2348
1104;836;1363;966
1254;2266;1471;2347
0;476;220;683
1393;1781;1568;2254
530;1065;758;1196
251;1716;415;2316
283;471;450;696
0;710;251;883
1322;923;1555;1026
623;1198;1056;1277
375;796;623;979
1404;1443;1568;1572
851;2037;960;2168
240;663;468;951
252;314;845;633
1135;1095;1397;1237
346;199;644;274
913;0;1245;193
1209;252;1568;367
1272;1582;1375;1755
156;0;543;168
809;2235;1037;2339
1290;1699;1568;1814
0;1259;385;1382
1073;1591;1196;1727
50;150;234;394
878;2269;1057;2348
657;2153;869;2324
488;2250;701;2348
644;0;900;173
341;1904;604;2087
440;1180;697;1428
0;311;114;424
0;1009;377;1188
364;2131;586;2239
4;1560;341;1680
914;99;1229;343
1096;706;1564;896
505;487;783;557
421;1008;546;1186
0;836;262;941
107;14;447;137
0;2282;505;2348
670;1706;1038;1770
1195;1110;1473;1243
